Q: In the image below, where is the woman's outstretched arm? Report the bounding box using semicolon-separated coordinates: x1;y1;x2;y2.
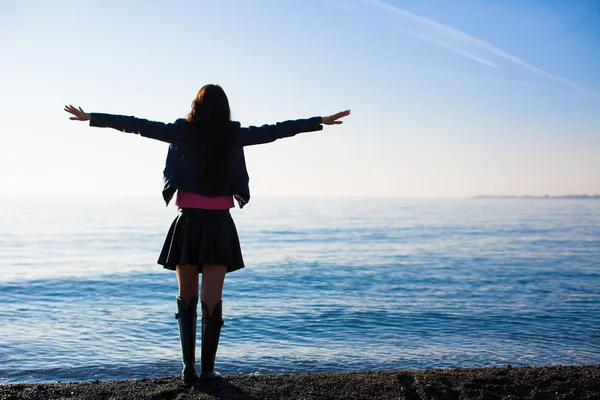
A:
64;105;186;144
238;110;350;147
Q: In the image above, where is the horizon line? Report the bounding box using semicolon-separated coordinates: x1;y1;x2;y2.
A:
0;193;598;199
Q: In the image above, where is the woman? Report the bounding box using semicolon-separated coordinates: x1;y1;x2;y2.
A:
64;84;350;382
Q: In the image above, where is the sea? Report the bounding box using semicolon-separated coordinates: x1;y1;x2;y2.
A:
0;196;599;384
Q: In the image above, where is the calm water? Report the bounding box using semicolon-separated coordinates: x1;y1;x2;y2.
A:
0;196;599;384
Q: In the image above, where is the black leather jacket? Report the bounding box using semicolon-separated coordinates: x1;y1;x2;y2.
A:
89;113;323;205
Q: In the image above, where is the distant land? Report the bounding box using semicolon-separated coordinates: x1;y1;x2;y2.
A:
474;194;600;199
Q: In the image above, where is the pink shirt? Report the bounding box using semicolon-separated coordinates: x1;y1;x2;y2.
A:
175;191;234;210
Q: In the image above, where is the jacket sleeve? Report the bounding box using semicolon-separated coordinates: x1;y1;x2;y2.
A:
236;117;323;146
89;113;186;144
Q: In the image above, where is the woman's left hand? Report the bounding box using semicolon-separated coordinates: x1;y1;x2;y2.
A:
64;105;91;121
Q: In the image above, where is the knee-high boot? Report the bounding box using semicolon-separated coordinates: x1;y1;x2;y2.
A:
175;296;198;382
200;300;224;379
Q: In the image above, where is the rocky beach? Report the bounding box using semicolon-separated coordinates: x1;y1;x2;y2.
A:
1;365;599;400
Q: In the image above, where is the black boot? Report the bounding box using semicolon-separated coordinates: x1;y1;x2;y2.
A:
200;300;224;379
175;296;198;382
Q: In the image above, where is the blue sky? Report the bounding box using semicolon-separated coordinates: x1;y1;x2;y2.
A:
1;0;598;197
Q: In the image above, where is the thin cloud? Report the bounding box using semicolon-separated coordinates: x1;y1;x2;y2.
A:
403;29;498;68
364;0;598;98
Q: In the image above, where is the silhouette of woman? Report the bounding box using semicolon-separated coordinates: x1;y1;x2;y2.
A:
65;85;350;382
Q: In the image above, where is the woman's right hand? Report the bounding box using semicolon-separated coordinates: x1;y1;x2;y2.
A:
234;194;248;209
322;110;351;125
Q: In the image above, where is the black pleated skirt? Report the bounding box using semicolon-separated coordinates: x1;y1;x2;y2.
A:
158;208;245;273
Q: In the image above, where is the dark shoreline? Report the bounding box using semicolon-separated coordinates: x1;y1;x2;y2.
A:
1;365;599;400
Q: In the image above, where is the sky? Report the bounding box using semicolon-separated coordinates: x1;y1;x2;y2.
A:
1;0;599;198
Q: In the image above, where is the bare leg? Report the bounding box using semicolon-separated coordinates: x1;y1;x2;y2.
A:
176;264;200;306
201;264;227;314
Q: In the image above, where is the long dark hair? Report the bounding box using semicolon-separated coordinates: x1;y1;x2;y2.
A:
187;84;235;194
